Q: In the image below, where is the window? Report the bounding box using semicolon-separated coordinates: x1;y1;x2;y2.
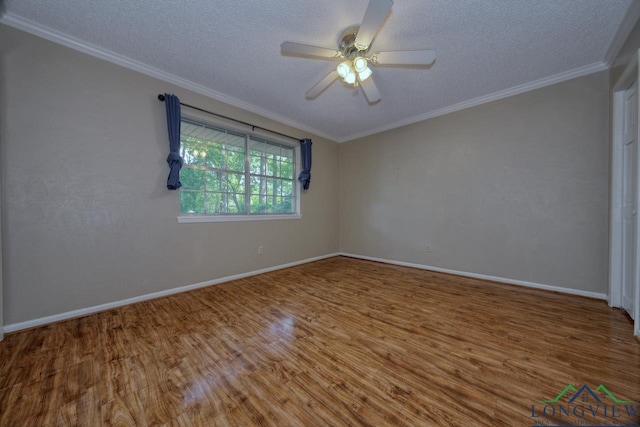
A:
178;118;299;221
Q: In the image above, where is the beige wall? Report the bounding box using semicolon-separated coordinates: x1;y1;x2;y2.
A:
0;25;339;325
339;71;610;293
0;19;618;326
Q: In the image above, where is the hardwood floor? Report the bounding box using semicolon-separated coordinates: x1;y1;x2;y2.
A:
1;256;639;426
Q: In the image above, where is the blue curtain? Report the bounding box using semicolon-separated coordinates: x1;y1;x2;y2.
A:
164;93;183;190
298;138;312;190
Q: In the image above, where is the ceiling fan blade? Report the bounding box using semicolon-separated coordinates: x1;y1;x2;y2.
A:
358;75;381;104
306;70;340;99
374;49;436;65
355;0;393;50
281;42;341;59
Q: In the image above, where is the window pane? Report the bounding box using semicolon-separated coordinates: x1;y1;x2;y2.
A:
227;194;245;213
228;173;245;194
283;197;293;212
266;197;279;213
182;142;206;167
280;159;293;179
249;138;294;177
267;178;278;196
181;118;297;216
205;171;224;192
251;195;294;214
281;180;293;196
182;120;245;173
226;149;245;172
250;175;268;197
204;171;245;193
266;156;278;177
181;168;204;190
250;195;267;214
249;138;267;153
278;148;294;160
204;192;223;214
204;148;227;170
181;191;204;214
250;151;267;175
217;132;245;154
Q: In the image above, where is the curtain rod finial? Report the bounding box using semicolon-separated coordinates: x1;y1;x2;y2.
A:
158;94;165;101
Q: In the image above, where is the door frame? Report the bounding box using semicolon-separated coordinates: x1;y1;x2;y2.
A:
610;50;640;337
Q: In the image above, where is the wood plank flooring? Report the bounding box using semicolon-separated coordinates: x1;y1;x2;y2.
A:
1;256;639;426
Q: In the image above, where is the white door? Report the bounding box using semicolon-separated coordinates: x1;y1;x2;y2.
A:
622;82;638;319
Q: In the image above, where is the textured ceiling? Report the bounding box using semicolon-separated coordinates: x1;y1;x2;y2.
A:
1;0;634;142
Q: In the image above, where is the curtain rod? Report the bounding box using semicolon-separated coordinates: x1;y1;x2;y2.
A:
157;94;301;142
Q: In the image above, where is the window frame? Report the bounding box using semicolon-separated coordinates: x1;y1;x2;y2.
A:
176;113;301;223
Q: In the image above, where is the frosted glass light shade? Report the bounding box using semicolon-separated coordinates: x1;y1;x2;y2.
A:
337;61;351;79
353;57;368;73
358;66;372;81
344;70;357;84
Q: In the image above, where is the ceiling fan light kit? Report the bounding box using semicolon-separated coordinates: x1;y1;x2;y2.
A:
337;61;354;81
281;0;436;104
337;57;371;85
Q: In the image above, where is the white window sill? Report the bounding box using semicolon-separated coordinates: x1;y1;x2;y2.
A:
177;214;301;223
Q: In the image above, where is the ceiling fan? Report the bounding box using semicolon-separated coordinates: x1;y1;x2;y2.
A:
281;0;436;104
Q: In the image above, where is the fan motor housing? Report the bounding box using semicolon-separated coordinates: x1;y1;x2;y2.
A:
338;26;369;58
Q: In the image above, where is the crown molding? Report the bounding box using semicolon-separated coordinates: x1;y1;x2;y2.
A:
0;13;340;143
338;61;608;142
0;12;615;144
605;0;640;67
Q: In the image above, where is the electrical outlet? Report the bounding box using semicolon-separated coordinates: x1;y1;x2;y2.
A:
426;244;432;253
258;246;263;255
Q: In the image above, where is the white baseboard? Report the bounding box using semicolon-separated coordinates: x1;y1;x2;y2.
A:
339;252;608;300
3;252;340;333
5;251;607;334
